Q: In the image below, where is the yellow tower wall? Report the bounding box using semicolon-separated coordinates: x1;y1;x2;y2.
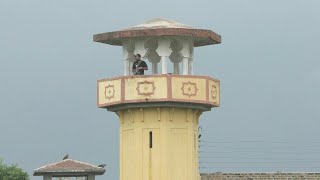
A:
118;107;202;180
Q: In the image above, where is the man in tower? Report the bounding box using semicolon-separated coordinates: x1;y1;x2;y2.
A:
132;54;148;75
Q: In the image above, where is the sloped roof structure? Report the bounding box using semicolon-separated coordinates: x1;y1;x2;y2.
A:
93;18;221;47
33;159;106;176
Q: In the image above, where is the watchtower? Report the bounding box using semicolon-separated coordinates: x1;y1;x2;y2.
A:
93;18;221;180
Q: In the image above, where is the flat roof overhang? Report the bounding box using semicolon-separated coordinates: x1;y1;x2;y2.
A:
93;28;221;47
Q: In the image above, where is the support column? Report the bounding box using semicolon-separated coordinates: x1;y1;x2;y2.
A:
43;175;52;180
145;38;160;75
161;56;168;74
123;40;135;76
87;175;95;180
134;39;147;59
129;61;134;75
182;57;189;75
180;38;193;75
124;59;130;76
188;58;193;75
156;38;172;74
173;63;179;74
152;63;158;74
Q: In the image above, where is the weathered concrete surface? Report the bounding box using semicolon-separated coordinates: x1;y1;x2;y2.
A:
201;172;320;180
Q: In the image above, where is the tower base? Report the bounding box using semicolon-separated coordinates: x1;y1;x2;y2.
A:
118;107;201;180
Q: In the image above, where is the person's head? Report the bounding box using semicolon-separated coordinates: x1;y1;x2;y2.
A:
135;54;141;61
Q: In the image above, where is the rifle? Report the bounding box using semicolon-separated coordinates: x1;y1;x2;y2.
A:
133;60;143;75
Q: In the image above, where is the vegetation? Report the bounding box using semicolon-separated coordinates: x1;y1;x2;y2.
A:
0;159;29;180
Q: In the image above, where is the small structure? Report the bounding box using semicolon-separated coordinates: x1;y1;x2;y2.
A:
33;159;106;180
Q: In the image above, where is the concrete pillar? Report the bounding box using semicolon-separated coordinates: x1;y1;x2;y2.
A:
180;38;193;75
156;39;171;74
129;61;134;75
161;56;168;74
152;62;158;74
134;39;147;59
122;40;135;76
76;177;86;180
43;175;52;180
188;42;194;75
145;38;160;74
188;58;193;75
147;52;160;74
173;62;179;74
87;175;95;180
182;57;189;75
123;59;130;76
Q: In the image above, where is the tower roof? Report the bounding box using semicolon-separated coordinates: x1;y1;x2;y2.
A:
122;18;193;30
33;159;106;176
93;18;221;47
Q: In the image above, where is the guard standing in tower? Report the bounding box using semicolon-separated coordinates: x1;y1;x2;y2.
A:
132;54;148;75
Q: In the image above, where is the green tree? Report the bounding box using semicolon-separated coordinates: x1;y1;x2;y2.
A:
0;159;29;180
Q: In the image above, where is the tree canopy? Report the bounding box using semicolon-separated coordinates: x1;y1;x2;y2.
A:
0;159;29;180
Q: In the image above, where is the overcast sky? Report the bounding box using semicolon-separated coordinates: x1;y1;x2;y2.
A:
1;0;320;180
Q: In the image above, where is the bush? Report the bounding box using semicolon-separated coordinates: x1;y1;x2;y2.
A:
0;159;29;180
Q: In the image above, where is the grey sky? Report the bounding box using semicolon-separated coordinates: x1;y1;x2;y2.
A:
1;0;320;180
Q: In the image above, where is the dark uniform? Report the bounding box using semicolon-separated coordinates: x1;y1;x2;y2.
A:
132;60;148;75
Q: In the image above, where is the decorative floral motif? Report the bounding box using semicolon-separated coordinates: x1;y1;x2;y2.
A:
136;80;156;96
104;84;115;100
181;81;198;97
211;84;217;100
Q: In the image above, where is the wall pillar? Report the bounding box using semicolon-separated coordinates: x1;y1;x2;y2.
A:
188;58;193;75
161;56;168;74
156;38;172;74
173;62;179;74
145;38;160;74
76;177;86;180
123;59;130;76
134;39;147;59
169;39;183;74
43;175;52;180
180;38;193;75
87;175;95;180
122;40;135;76
152;62;158;74
182;57;189;75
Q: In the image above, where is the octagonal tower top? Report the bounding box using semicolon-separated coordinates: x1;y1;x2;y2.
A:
93;18;221;75
93;18;221;47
